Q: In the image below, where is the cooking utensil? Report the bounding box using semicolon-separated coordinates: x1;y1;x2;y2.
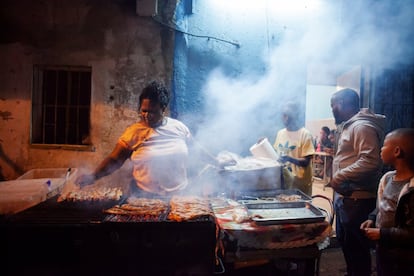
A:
246;202;326;225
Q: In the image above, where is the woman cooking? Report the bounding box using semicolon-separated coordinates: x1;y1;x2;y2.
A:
76;80;218;196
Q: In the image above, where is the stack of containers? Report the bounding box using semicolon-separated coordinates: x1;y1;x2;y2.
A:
0;168;77;215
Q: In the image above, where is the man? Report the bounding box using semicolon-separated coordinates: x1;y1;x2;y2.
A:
328;88;386;276
273;101;315;196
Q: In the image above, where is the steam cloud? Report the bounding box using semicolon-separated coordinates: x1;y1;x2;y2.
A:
192;0;414;156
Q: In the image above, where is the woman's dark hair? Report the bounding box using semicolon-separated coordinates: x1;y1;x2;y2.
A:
139;80;170;110
322;126;330;136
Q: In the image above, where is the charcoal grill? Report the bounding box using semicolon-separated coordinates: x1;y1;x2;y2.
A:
0;195;217;276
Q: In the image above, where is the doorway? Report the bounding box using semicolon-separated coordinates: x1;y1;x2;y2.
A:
305;63;362;138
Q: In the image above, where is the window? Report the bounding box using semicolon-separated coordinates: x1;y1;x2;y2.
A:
31;65;92;150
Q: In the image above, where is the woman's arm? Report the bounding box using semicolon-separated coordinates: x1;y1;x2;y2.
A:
76;143;132;186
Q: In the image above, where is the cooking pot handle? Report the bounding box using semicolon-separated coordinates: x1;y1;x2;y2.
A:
311;194;334;226
213;256;225;274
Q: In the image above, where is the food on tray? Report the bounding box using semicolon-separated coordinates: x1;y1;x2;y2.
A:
167;195;213;222
224;156;279;170
104;197;168;217
104;195;213;222
126;196;166;207
232;206;251;223
274;194;302;202
57;187;123;202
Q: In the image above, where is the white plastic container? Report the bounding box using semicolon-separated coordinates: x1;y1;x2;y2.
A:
0;179;50;215
0;168;77;215
17;168;76;180
17;167;77;199
249;137;279;161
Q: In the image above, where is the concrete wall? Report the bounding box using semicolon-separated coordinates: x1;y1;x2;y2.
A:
0;0;175;180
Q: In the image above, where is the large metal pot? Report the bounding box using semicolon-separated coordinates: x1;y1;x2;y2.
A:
219;157;284;193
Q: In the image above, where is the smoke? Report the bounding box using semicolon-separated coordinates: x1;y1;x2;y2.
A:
192;0;414;156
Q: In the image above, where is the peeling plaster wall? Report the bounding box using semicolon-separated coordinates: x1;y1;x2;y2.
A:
0;0;175;180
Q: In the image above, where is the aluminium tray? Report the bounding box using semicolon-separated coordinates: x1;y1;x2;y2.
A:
245;201;325;225
237;188;312;204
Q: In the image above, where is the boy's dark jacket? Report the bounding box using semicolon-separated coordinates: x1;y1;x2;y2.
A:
375;177;414;261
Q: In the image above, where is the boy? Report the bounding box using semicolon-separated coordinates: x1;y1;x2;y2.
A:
360;128;414;275
273;101;315;196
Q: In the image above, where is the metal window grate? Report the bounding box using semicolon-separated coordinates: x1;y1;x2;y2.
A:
32;65;92;146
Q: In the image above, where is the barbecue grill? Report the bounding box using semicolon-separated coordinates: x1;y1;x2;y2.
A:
1;195;217;276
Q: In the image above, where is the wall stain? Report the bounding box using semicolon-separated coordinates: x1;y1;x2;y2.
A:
0;111;13;120
0;140;24;179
